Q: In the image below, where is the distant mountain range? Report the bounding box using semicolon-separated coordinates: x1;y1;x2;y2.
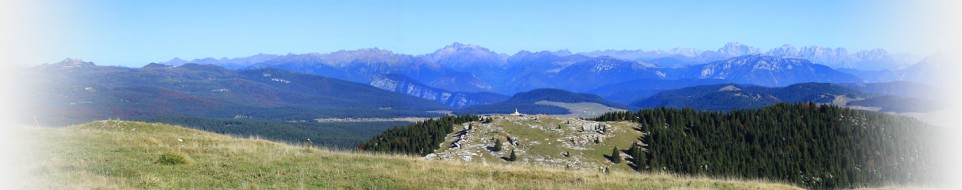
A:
584;55;863;104
31;43;936;123
32;53;940;127
160;43;931;98
674;55;861;86
582;42;920;70
147;42;942;116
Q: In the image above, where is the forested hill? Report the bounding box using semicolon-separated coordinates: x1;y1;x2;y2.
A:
629;83;865;111
359;115;480;156
358;103;935;188
26;60;449;126
595;103;936;189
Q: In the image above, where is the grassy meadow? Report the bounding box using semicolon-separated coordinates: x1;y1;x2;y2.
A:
28;120;802;189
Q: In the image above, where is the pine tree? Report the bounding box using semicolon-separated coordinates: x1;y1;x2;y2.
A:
628;143;646;171
492;139;502;151
508;148;517;161
610;146;621;163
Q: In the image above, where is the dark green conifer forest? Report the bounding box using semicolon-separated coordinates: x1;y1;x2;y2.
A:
595;103;936;188
360;115;480;156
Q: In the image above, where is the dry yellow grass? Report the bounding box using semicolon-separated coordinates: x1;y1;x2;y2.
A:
27;120;803;189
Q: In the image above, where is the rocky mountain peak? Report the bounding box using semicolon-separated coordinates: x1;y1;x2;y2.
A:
51;58;96;68
717;42;762;56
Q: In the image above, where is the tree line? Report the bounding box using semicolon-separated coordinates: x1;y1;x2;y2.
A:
595;103;936;189
359;115;480;156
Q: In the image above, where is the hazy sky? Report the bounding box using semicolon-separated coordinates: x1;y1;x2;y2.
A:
20;0;928;66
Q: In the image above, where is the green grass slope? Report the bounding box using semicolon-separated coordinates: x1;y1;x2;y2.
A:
33;120;801;189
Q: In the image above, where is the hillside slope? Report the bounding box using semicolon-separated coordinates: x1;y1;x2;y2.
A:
630;83;864;111
26;60;449;126
33;120;800;189
369;74;508;108
588;78;730;104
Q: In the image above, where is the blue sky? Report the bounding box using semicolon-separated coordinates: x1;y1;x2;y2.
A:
43;0;917;66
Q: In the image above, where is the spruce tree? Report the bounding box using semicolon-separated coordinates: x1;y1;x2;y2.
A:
508;148;517;161
628;144;645;171
610;146;621;163
492;139;502;151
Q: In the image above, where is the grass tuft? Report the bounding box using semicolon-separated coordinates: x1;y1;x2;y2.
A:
155;152;193;165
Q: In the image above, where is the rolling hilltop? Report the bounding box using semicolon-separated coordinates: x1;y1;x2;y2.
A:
31;120;800;189
426;114;643;172
456;88;627;118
